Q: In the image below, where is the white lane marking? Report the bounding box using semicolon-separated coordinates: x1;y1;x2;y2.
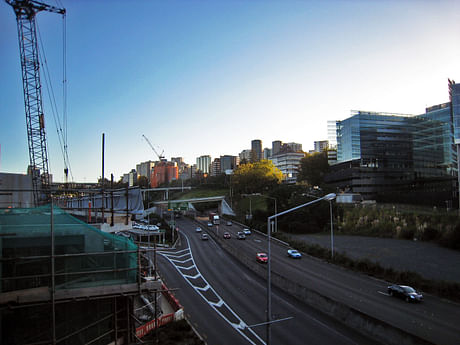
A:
164;252;190;259
178;265;196;271
160;234;265;345
210;299;224;307
196;284;210;292
170;258;193;264
378;291;390;296
184;272;201;279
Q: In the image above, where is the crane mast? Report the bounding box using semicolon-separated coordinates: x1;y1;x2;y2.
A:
6;0;65;205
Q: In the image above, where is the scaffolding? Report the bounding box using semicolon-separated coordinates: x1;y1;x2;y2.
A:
0;204;160;344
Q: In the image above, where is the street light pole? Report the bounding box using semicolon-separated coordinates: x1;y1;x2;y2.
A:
265;193;336;345
329;200;334;260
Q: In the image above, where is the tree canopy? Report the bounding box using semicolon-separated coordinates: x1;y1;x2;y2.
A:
232;160;283;194
297;151;329;187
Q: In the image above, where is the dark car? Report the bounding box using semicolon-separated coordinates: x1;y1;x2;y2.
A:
388;284;423;302
223;232;231;239
237;231;246;240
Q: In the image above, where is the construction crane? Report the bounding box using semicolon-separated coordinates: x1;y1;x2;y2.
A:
6;0;65;205
142;134;165;161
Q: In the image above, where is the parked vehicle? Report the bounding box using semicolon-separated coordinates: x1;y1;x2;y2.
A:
388;285;423;302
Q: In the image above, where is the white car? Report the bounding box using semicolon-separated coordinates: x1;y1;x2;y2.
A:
195;227;202;232
207;222;213;227
243;228;251;235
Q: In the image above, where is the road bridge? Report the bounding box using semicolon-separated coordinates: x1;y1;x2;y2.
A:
148;196;235;216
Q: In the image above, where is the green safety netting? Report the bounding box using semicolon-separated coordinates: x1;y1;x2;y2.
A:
0;204;138;292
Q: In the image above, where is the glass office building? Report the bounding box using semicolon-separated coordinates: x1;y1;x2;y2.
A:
328;109;456;204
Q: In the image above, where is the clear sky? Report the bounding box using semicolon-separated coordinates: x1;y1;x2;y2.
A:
1;0;460;183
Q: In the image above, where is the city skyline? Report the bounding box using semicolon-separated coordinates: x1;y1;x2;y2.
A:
1;0;459;182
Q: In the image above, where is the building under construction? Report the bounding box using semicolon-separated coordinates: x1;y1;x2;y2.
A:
0;204;167;344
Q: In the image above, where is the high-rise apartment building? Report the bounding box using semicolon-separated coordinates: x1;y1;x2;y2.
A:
251;139;262;162
314;141;329;153
136;161;155;179
196;155;211;174
210;158;221;176
272;140;282;156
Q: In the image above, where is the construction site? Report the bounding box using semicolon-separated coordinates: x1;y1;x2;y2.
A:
1;1;187;344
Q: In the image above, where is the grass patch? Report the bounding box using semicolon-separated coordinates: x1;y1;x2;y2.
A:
273;232;460;302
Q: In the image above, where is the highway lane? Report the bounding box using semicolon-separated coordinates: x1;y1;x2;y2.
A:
206;217;460;345
158;217;375;345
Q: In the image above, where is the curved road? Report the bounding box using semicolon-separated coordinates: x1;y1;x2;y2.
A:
197;217;460;345
157;217;375;345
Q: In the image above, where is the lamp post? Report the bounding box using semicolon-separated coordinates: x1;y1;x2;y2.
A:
265;193;336;345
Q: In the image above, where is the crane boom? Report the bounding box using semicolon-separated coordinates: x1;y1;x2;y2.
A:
142;134;165;161
6;0;65;205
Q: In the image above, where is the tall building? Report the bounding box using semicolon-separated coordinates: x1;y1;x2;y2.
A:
196;155;211;174
285;142;302;152
210;158;221;176
314;140;329;153
251;139;262;162
263;148;272;159
220;155;238;173
239;149;252;163
150;161;178;187
272;140;282;156
327;109;455;203
136;161;155;179
271;151;305;184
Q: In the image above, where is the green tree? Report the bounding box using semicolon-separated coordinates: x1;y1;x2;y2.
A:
297;151;329;186
233;160;283;194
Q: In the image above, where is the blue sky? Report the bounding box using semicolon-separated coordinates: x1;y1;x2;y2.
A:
1;0;460;182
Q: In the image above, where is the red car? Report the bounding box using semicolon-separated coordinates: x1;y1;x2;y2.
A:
223;232;231;239
256;252;268;263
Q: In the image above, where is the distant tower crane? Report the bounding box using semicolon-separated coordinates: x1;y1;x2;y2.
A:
6;0;65;205
142;134;165;161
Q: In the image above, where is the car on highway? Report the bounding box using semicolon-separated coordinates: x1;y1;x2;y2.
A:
195;227;202;232
287;249;302;259
256;252;268;263
226;220;232;226
387;284;423;302
201;233;209;241
223;232;231;239
243;228;251;235
237;232;246;240
207;222;213;227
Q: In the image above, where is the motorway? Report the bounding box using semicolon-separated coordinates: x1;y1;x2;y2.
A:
157;217;376;345
188;217;460;345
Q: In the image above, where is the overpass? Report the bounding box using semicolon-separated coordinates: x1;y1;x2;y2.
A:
141;187;193;201
148;196;235;216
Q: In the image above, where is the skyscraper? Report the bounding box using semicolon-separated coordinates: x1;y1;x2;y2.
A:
251;139;262;162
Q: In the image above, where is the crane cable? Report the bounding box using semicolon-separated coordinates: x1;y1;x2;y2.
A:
36;12;73;182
